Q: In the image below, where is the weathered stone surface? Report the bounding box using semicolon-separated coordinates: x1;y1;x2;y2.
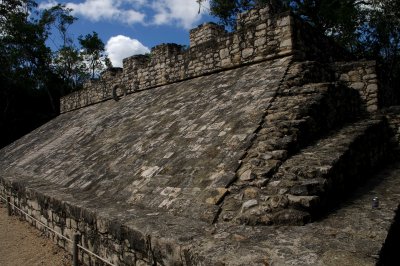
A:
0;57;291;226
5;159;398;265
60;8;354;114
1;6;399;266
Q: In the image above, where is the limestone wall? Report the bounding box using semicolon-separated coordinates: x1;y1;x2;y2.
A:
0;180;160;266
60;8;295;113
60;68;124;112
333;61;380;112
189;22;227;47
60;7;379;114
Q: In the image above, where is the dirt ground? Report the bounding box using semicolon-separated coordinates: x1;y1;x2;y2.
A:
0;201;72;266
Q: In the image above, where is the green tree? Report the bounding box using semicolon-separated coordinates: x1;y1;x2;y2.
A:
0;0;113;148
289;1;363;50
208;0;288;28
0;0;57;147
207;0;400;103
78;31;107;79
53;46;87;93
361;0;400;99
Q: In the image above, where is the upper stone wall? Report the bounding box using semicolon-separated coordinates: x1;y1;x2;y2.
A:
189;22;227;47
60;7;352;113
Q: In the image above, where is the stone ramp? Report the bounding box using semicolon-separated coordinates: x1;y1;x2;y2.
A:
0;58;396;264
0;58;291;224
1;55;396;264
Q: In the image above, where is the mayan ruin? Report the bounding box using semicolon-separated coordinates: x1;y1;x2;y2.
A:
1;5;400;265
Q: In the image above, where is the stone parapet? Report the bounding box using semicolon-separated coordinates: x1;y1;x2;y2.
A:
60;8;295;113
189;22;227;47
59;8;380;117
236;6;272;30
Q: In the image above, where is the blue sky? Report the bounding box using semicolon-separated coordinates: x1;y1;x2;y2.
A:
38;0;217;67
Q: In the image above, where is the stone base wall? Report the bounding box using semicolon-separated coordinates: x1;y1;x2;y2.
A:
0;179;167;266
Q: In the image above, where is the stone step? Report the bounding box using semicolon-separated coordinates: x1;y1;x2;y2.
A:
220;82;365;224
237;82;364;183
233;117;391;225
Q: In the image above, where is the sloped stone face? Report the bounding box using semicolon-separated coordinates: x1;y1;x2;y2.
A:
1;56;397;265
0;57;291;223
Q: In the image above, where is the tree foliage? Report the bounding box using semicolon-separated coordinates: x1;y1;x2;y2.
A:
208;0;400;102
209;0;288;27
79;32;107;79
0;0;110;148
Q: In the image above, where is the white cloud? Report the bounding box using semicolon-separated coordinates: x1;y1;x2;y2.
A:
38;0;58;9
152;0;210;29
105;35;150;67
66;0;145;24
39;0;146;24
38;0;210;29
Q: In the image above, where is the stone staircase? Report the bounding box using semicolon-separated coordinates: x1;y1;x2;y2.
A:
219;62;393;226
236;118;390;225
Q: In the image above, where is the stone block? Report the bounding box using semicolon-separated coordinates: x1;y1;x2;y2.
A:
239;170;256;181
242;48;254;59
256;23;267;31
363;74;377;80
280;38;292;48
367;105;378;112
97;218;109;234
64;227;73;240
54;225;62;235
30;200;40;211
255;38;266;47
367;84;378;92
350;82;365;90
221;58;232;68
219;48;229;59
278;16;291;27
40;216;48;225
241;200;258;212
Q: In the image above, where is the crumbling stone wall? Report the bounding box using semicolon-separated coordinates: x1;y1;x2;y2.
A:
60;68;124;111
61;8;295;113
333;61;380;112
60;8;381;114
0;180;168;266
189;22;227;47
